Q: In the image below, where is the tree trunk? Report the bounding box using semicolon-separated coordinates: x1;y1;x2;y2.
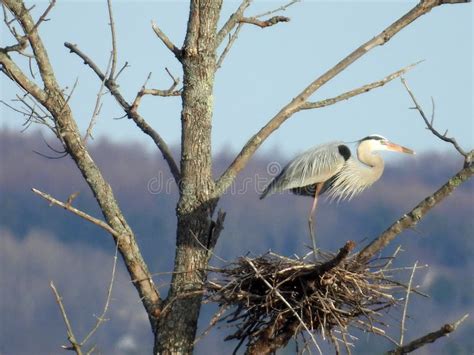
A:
155;1;223;353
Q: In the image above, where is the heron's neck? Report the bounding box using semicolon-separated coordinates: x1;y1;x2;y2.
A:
357;145;384;169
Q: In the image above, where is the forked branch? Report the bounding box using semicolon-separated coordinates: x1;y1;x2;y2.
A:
214;0;470;197
130;68;181;113
64;42;181;184
32;188;121;238
50;282;83;355
216;0;252;45
2;0;162;330
300;62;421;110
216;0;294;47
50;246;119;354
401;77;470;160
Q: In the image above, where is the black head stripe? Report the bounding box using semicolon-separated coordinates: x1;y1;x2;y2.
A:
360;135;385;142
338;144;351;161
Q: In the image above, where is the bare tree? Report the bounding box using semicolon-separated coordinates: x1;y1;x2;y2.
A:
0;0;472;354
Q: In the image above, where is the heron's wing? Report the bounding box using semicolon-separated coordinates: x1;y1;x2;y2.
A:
260;141;348;199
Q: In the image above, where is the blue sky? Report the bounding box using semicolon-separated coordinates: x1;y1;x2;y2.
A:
1;1;472;159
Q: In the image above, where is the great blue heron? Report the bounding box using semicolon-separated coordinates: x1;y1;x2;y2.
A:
260;134;415;259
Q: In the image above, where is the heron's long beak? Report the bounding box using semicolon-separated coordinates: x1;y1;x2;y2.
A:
385;141;415;155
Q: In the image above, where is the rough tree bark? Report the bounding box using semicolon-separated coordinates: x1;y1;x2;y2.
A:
0;0;471;354
154;1;223;353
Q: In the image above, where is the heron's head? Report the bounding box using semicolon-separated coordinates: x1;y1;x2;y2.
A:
359;134;415;155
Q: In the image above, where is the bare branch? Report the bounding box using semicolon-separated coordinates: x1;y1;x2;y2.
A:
106;0;118;79
254;0;301;18
0;50;47;103
65;43;106;81
64;42;181;184
216;0;291;51
357;163;474;264
193;305;229;345
50;282;83;355
1;36;28;53
216;23;243;69
81;245;119;347
401;77;469;159
84;53;113;143
216;0;252;46
214;0;468;196
31;0;56;33
239;15;290;28
400;261;418;346
32;188;121;239
151;21;182;60
387;314;469;355
114;60;129;80
301;62;421;110
131;69;181;112
3;1;162;323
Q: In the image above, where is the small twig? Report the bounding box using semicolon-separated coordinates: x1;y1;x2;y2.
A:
217;23;243;70
151;21;182;59
216;0;252;46
84;52;113;143
399;261;418;346
65;43;105;81
239;15;290;28
401;77;468;159
81;244;119;347
64;42;181;184
382;245;403;272
50;281;83;355
245;258;323;355
301;62;421;110
114;61;129;80
60;77;79;117
66;191;80;207
31;0;56;33
130;69;180;113
193;305;229;345
254;0;300;18
32;188;121;239
106;0;117;79
387;314;469;355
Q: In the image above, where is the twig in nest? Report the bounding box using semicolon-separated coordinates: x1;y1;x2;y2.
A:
399;260;418;346
205;241;410;354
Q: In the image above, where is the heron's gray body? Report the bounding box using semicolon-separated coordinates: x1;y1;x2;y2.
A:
260;140;385;201
260;135;413;259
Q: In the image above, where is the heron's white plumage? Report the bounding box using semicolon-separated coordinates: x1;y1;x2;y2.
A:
324;155;384;202
260;135;413;201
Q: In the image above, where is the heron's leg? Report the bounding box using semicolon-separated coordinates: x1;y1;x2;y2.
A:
308;183;323;262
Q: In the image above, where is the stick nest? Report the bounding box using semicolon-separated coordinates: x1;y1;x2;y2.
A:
206;241;406;354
